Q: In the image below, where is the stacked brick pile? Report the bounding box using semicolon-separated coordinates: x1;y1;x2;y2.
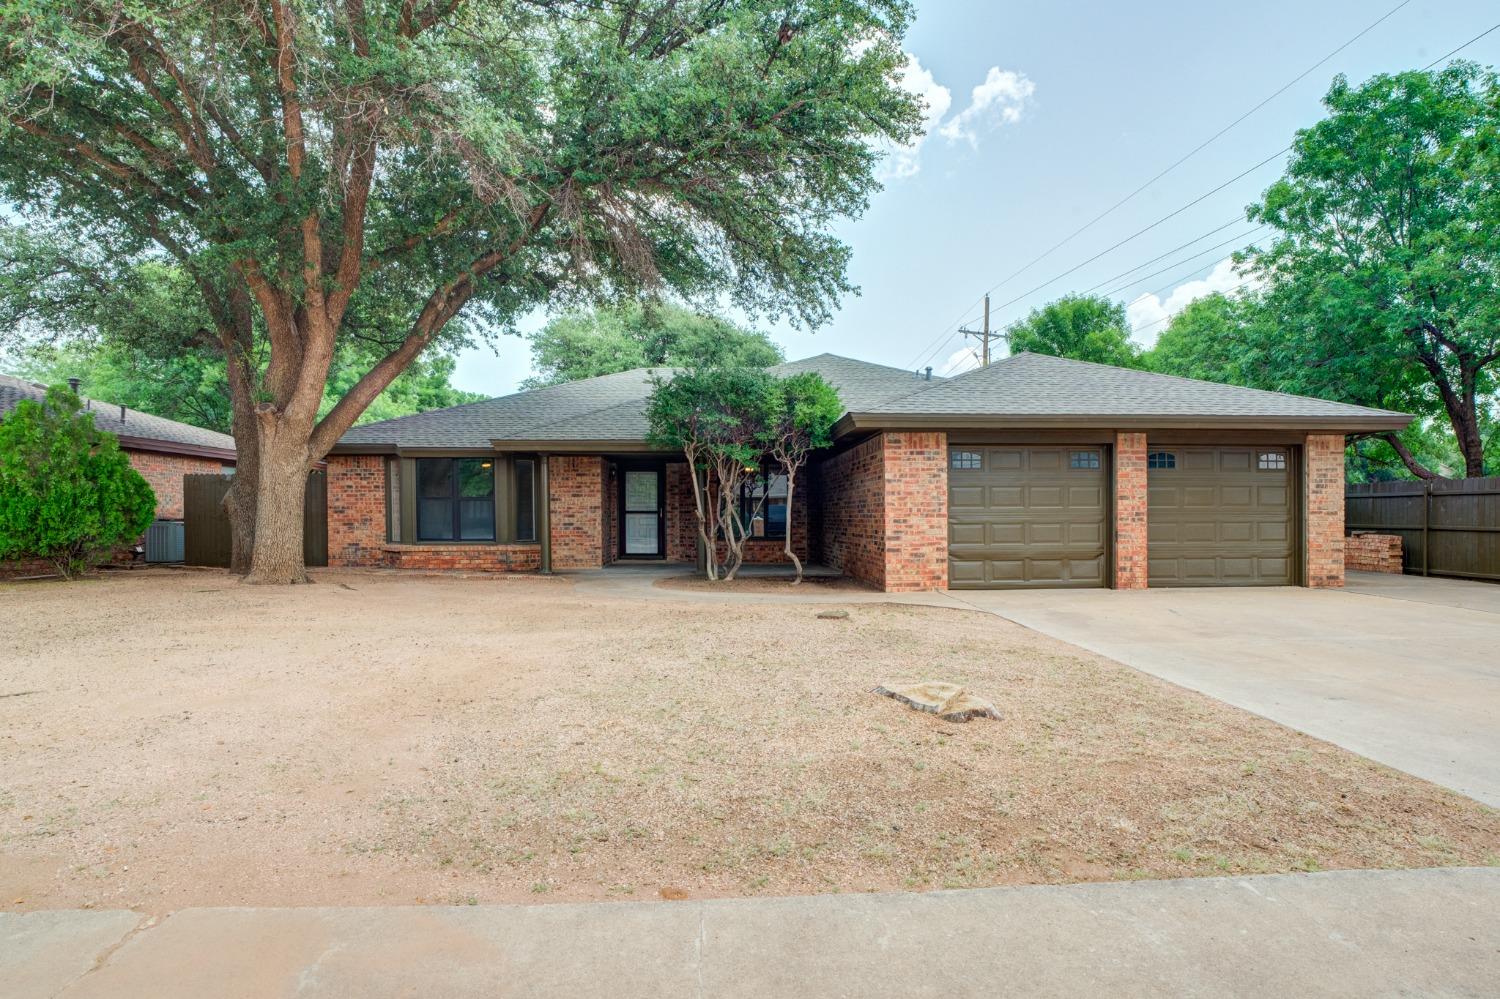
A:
1345;533;1403;574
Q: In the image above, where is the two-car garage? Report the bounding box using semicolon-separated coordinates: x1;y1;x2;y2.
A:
946;442;1297;589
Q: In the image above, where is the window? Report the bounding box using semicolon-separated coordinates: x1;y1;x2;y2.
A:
950;450;982;470
416;458;495;541
1070;450;1101;470
514;459;536;542
1258;450;1287;471
740;467;788;539
1148;451;1176;469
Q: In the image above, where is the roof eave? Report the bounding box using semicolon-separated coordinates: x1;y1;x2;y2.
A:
118;435;238;462
840;412;1414;434
490;438;670;453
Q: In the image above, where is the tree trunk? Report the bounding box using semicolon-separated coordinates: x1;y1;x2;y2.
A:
1380;433;1438;481
243;433;312;585
783;467;803;584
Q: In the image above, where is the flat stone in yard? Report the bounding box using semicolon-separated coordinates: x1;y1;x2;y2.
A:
873;681;1001;723
815;609;849;620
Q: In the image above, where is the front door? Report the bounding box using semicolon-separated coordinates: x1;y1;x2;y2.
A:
620;464;664;558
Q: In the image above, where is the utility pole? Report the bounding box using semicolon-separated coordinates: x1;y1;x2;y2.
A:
959;294;1003;366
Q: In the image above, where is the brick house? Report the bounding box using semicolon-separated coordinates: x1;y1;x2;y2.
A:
0;374;236;568
325;353;1409;592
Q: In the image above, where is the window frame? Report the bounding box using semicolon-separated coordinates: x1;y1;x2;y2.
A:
1257;450;1288;471
1147;450;1177;470
950;449;983;471
415;456;497;543
1069;450;1101;470
739;464;789;541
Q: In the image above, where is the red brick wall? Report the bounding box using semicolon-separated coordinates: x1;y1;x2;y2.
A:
666;462;698;563
126;449;228;519
1113;432;1148;590
814;431;947;592
327;454;386;567
381;543;541;572
549;455;605;570
1345;532;1402;574
1305;434;1346;588
815;435;887;588
881;432;948;592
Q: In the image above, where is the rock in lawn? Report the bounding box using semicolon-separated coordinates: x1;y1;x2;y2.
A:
816;609;849;620
873;681;1001;723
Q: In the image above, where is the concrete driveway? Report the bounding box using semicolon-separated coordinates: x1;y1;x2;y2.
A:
952;572;1500;807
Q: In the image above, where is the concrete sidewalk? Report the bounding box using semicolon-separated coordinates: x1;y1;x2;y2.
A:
8;868;1499;998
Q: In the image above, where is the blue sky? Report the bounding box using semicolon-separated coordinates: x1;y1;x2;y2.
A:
451;0;1500;396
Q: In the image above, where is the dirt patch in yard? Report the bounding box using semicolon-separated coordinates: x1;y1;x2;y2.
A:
1;569;1496;914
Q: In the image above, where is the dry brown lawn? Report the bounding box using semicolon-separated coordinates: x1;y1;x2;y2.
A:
1;569;1496;915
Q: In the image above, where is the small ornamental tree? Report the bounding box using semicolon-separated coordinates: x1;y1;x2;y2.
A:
645;366;777;581
763;373;842;583
0;387;156;578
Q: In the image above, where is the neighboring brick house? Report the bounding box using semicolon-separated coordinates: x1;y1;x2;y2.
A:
0;374;236;568
326;353;1409;593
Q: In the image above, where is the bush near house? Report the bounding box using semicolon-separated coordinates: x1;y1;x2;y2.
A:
0;386;155;578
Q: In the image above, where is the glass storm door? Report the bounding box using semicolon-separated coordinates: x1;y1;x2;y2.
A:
622;468;662;556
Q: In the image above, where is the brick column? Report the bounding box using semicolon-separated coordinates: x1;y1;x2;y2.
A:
327;454;385;567
548;455;606;569
882;432;948;592
1113;431;1148;590
1304;434;1345;588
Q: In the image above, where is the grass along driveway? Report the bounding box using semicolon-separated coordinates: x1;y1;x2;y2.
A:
1;570;1497;914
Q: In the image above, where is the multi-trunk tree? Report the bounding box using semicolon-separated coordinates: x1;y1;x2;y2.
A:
0;0;919;582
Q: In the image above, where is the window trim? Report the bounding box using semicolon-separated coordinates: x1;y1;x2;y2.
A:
1257;450;1288;471
1069;449;1101;470
950;449;983;471
1147;450;1177;470
739;463;789;541
394;455;539;546
415;456;497;543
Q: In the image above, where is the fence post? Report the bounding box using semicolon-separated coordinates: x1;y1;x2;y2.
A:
1422;480;1430;578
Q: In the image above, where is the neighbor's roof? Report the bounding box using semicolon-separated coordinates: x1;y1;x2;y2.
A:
333;354;937;452
845;352;1411;433
0;374;237;460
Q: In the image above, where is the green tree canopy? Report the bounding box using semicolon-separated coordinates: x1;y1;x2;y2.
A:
523;302;784;389
1005;295;1141;368
763;371;842;582
0;387;156;577
1243;63;1500;477
0;0;921;582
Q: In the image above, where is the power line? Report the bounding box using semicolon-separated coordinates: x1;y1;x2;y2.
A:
1129;275;1259;338
962;0;1413;306
1075;215;1244;295
903;297;984;372
1423;20;1500;69
1099;226;1268;300
985;146;1288;319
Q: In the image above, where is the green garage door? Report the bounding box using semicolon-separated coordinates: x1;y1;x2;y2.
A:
947;445;1108;589
1147;446;1294;587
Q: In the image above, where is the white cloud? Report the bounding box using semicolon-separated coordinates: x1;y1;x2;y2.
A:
1125;256;1258;347
937;346;982;377
938;68;1036;146
878;52;952;181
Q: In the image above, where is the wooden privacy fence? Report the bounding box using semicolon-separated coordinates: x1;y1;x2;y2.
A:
183;472;329;568
1345;477;1500;582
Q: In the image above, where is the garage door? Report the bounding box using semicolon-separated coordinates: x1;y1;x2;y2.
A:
948;445;1108;589
1147;446;1294;586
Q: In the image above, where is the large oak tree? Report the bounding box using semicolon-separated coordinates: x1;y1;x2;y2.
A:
0;0;919;581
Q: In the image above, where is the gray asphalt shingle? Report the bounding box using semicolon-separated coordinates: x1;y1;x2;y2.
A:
0;374;236;455
863;352;1409;421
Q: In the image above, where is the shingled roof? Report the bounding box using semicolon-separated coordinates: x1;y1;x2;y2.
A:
846;352;1410;433
333;354;936;452
330;350;1408;454
0;374;237;460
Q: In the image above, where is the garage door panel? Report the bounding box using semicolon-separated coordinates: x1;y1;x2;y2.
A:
948;445;1108;590
1148;446;1294;587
